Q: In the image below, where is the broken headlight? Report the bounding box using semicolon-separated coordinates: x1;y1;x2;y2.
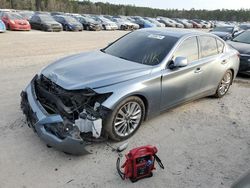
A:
44;122;81;140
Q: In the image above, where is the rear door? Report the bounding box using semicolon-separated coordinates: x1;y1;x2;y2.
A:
197;36;227;93
160;36;204;110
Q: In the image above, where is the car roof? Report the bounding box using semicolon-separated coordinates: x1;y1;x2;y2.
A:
138;28;212;38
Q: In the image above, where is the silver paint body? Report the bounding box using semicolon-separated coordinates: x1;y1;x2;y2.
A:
41;28;240;119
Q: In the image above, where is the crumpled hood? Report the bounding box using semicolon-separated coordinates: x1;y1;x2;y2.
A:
227;40;250;54
211;31;230;38
41;51;152;90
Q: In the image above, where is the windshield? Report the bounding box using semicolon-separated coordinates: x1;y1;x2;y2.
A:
103;31;178;66
83;16;96;23
19;12;33;19
213;26;234;33
240;25;250;30
7;13;24;20
232;31;250;44
99;17;111;22
64;16;79;24
40;15;55;22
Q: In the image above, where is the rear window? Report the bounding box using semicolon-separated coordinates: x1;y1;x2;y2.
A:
199;36;218;58
7;13;24;20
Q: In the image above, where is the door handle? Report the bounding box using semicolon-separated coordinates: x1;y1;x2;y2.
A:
194;67;202;73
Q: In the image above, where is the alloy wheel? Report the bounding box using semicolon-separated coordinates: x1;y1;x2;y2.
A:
218;71;232;96
114;101;142;137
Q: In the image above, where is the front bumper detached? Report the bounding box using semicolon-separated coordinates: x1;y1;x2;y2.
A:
20;77;91;155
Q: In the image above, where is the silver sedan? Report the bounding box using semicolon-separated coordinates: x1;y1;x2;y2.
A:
21;28;240;154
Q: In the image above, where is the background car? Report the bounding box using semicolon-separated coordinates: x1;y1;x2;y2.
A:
239;23;250;31
53;15;83;31
227;30;250;76
0;12;30;31
144;17;165;27
173;18;193;28
157;17;177;27
21;28;239;154
72;15;102;31
0;20;6;32
210;26;240;40
193;19;211;28
131;17;156;28
29;14;62;32
111;17;138;30
189;20;202;28
93;16;118;30
17;10;34;21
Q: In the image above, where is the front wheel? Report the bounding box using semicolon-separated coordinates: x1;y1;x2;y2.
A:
104;96;145;141
65;25;70;31
214;70;233;98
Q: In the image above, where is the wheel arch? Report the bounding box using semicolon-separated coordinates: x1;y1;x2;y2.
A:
133;94;149;121
229;68;234;84
102;92;150;121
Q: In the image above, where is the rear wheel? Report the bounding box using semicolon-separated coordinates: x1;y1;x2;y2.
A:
104;96;145;141
214;70;233;98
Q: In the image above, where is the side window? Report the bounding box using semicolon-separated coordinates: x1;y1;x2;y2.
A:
174;37;199;63
30;16;37;22
199;36;218;58
216;39;224;54
37;17;41;23
54;17;59;22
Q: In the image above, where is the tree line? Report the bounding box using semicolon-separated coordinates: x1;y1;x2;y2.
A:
0;0;250;22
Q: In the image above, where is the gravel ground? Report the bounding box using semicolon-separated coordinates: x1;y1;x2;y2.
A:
0;30;250;188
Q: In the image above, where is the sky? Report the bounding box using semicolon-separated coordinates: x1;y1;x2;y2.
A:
90;0;250;10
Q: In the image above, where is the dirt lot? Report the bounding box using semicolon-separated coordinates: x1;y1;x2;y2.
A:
0;30;250;188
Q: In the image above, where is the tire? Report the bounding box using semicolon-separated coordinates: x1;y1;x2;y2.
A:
104;96;145;141
65;25;69;31
214;70;233;98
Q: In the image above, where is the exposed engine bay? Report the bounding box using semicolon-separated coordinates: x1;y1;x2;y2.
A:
34;75;111;142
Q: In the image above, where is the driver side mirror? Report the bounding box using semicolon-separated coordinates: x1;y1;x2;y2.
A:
169;56;188;69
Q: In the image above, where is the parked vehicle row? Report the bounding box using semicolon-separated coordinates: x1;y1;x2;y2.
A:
0;9;220;33
1;9;250;36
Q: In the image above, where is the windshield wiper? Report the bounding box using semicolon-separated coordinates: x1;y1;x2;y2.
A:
118;56;130;61
100;49;106;53
232;39;250;44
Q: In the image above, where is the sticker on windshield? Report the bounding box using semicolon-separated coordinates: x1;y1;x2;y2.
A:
148;34;165;40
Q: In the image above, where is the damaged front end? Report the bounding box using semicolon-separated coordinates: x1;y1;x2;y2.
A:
21;75;111;155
